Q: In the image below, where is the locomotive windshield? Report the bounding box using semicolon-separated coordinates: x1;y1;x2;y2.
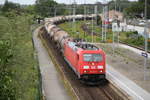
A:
83;54;103;62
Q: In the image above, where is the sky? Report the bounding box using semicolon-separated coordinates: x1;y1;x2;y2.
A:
0;0;137;5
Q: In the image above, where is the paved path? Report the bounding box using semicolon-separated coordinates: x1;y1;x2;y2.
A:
32;27;70;100
118;43;150;59
107;64;150;100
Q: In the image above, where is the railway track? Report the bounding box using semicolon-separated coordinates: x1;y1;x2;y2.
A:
81;24;98;36
38;26;131;100
81;23;150;53
120;41;150;54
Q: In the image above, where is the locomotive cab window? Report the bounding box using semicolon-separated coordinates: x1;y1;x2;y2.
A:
83;54;103;62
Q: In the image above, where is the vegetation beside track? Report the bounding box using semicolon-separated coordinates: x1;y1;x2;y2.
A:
39;27;130;100
59;21;150;51
0;14;42;100
39;27;78;100
58;21;102;42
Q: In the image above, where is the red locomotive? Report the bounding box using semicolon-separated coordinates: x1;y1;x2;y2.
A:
64;41;106;83
45;15;106;84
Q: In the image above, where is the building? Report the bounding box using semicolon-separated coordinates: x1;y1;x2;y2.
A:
100;10;124;22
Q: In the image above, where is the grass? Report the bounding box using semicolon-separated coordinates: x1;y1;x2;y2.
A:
59;20;150;51
58;20;114;43
0;14;41;100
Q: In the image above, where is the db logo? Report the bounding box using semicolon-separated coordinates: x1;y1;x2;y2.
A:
91;66;96;69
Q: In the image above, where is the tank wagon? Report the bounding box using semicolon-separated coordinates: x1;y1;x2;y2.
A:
44;15;106;84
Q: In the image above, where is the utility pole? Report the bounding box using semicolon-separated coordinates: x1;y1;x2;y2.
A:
144;0;148;81
112;26;115;55
94;4;98;26
101;0;109;42
102;6;104;42
84;0;86;40
104;4;108;42
112;0;117;56
69;0;72;30
117;20;120;44
105;5;108;42
93;3;98;42
73;0;76;36
92;12;94;43
54;6;57;17
84;0;86;22
117;0;120;45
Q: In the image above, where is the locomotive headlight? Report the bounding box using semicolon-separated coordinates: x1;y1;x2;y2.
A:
97;65;103;69
83;66;89;69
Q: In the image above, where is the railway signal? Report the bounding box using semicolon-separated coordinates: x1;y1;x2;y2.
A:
141;52;148;58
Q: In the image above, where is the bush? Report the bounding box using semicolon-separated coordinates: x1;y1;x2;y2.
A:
0;40;15;100
0;14;40;100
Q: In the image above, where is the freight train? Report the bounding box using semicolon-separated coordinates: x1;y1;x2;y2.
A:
44;15;106;84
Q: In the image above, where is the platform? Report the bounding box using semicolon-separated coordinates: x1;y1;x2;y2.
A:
107;64;150;100
118;44;150;58
33;27;70;100
94;43;150;100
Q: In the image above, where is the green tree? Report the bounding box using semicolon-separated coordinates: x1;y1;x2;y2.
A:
1;0;23;18
55;4;69;16
0;40;15;100
139;0;150;4
97;15;102;26
35;0;57;17
124;2;144;17
124;0;150;18
2;0;21;12
109;0;131;12
24;5;36;15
